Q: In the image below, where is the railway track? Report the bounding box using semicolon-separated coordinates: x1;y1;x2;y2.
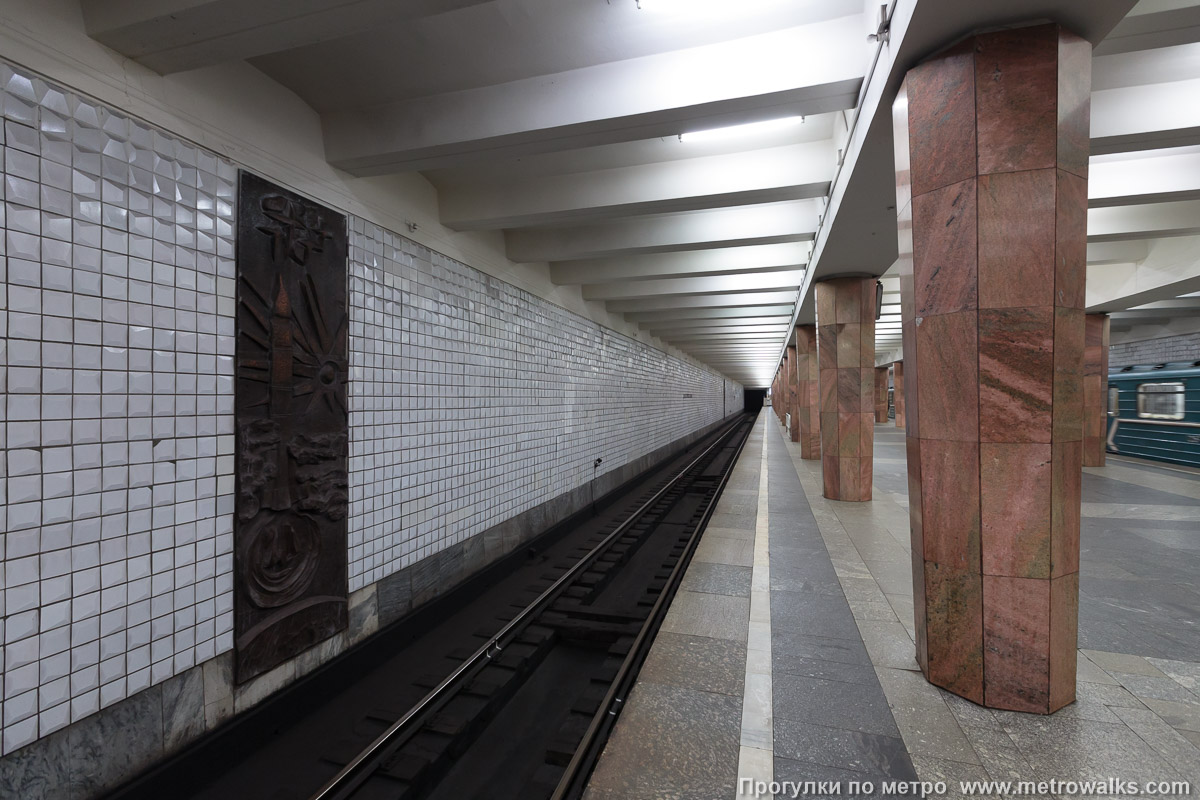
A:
109;413;754;800
311;413;753;800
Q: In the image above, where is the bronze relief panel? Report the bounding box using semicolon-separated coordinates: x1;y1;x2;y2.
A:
234;171;349;683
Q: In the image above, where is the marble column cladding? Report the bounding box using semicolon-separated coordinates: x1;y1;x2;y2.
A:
1083;314;1110;467
893;23;1089;714
773;370;780;423
786;345;799;442
778;354;785;421
815;277;876;502
893;361;906;429
875;366;890;423
794;325;821;459
778;364;786;427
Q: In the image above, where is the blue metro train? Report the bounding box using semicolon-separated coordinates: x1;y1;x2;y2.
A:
1107;361;1200;468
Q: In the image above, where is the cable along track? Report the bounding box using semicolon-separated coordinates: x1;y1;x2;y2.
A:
311;414;754;800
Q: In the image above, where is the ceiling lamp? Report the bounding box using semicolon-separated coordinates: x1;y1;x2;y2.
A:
680;116;804;143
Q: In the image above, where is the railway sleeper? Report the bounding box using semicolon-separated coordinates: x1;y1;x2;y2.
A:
570;683;609;717
388;672;540;793
574;571;607;588
590;655;626;684
545;606;644;624
400;728;458;774
517;624;556;647
351;714;392;739
319;737;377;769
607;636;634;658
542;618;641;647
523;763;567;798
385;667;539;792
462;663;521;699
544;710;595;767
376;751;429;783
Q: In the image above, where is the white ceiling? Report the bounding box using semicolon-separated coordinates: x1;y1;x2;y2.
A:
80;0;1200;386
249;0;864;111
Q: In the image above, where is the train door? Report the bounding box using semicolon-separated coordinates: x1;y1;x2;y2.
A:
1105;385;1119;451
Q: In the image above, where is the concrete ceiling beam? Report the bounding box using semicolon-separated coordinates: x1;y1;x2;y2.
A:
664;337;788;347
677;347;784;353
1128;297;1200;310
549;242;808;285
1093;0;1200;56
1087;240;1151;264
1109;306;1200;319
1091;77;1200;155
653;324;791;337
1087;200;1200;242
81;0;491;73
642;316;795;331
1090;147;1200;207
1086;235;1200;310
623;305;795;323
506;201;819;263
321;18;865;174
606;291;799;313
582;269;805;301
440;143;833;230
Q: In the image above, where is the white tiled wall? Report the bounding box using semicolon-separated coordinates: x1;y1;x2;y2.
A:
346;220;736;589
725;379;744;417
0;59;741;758
0;63;238;755
1110;332;1200;367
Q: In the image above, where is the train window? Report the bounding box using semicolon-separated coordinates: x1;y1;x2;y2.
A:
1136;382;1185;420
1108;387;1119;415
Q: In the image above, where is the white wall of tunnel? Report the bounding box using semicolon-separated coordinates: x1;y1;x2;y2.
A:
0;4;750;770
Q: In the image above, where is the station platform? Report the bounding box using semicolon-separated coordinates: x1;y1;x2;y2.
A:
584;413;1200;799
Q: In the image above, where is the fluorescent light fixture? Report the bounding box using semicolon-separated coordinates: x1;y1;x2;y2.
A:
680;116;804;143
636;0;790;13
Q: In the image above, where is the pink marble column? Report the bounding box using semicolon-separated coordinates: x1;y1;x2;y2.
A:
786;345;797;434
893;22;1088;713
780;353;790;429
816;277;876;502
1083;314;1110;467
795;325;820;457
778;365;786;426
773;369;782;424
875;366;890;423
892;361;906;429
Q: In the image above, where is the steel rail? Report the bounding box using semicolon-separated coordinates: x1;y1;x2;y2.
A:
308;415;748;800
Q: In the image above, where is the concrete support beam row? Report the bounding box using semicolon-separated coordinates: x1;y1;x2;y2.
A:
550;242;808;285
324;18;866;174
505;200;820;263
441;143;832;230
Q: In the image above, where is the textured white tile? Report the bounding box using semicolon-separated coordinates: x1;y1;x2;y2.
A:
344;220;739;588
0;57;741;756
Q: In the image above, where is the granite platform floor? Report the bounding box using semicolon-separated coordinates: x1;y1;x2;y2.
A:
584;412;1200;799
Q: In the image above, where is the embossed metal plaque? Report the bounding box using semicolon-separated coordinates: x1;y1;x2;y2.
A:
234;172;349;683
